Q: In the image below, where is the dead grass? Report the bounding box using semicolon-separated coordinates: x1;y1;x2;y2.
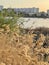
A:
0;28;49;65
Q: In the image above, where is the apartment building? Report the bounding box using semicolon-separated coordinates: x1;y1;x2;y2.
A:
0;5;3;11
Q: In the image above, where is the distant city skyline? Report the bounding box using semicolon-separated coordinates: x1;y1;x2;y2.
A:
0;0;49;11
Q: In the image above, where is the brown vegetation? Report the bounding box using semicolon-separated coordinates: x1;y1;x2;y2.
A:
0;27;49;65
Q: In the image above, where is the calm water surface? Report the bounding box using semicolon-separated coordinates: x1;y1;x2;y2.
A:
19;18;49;29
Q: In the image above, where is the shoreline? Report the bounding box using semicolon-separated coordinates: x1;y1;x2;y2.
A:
20;16;49;19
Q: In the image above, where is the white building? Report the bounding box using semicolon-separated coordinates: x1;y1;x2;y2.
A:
0;5;3;11
14;7;39;14
30;7;39;14
36;12;41;16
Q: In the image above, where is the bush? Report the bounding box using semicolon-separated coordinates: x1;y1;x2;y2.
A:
0;16;19;32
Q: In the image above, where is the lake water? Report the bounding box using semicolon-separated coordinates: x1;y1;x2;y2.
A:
19;17;49;29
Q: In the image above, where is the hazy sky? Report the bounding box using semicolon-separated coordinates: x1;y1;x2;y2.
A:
0;0;49;11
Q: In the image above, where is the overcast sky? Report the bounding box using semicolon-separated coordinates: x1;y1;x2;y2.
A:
0;0;49;11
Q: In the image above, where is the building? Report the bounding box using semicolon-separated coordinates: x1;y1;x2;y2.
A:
14;7;39;14
0;5;3;11
47;10;49;16
36;12;41;16
30;7;39;14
